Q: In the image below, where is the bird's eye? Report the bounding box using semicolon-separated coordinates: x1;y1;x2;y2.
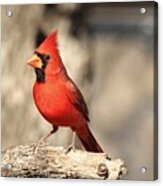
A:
44;55;50;61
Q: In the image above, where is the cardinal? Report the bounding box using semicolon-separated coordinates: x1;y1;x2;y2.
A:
27;31;103;153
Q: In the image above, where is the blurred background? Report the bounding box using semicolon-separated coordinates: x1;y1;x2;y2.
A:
1;2;157;180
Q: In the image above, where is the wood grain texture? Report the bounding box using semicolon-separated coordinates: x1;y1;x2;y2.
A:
1;142;127;179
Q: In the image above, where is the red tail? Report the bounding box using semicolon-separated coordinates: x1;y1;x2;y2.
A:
76;125;104;153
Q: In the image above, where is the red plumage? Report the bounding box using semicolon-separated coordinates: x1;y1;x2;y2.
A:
27;31;103;153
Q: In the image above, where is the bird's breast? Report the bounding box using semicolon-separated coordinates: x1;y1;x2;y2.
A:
33;81;81;126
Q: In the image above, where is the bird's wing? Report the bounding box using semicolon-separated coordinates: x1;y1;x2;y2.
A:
66;79;90;122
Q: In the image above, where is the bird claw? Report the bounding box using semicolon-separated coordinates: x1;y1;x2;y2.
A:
64;144;75;154
65;131;76;154
32;136;48;154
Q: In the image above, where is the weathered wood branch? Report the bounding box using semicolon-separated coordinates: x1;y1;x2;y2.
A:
1;142;127;179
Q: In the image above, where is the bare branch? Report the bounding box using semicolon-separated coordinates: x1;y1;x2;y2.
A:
1;143;127;179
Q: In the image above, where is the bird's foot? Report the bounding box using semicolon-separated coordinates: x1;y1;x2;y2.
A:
64;144;76;154
65;131;76;154
32;135;50;154
32;126;57;154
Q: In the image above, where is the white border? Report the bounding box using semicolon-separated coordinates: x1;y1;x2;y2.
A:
0;0;162;185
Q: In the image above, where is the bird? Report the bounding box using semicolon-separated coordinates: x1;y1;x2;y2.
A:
27;31;103;153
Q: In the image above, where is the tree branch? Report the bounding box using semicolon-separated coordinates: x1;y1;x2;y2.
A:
1;142;127;179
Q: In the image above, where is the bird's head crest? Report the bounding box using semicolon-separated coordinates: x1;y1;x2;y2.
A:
36;31;58;56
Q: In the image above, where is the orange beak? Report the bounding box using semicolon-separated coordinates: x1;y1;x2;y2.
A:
27;54;42;69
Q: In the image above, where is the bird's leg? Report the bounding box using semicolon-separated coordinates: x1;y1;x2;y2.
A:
65;131;76;153
36;125;58;144
33;125;58;154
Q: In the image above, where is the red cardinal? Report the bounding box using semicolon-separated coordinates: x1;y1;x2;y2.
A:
27;31;103;153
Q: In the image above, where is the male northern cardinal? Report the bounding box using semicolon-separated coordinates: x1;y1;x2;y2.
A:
27;31;103;153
